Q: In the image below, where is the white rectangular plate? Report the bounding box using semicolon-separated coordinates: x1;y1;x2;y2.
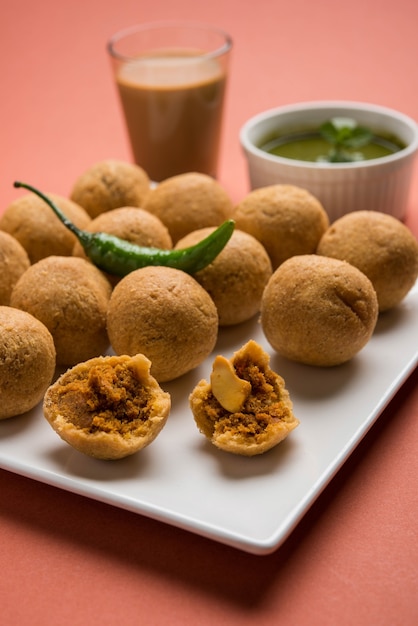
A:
1;283;417;555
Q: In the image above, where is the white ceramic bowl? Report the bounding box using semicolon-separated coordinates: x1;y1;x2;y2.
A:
240;101;418;222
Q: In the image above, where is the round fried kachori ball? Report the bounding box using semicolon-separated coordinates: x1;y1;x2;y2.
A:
175;228;272;325
70;159;150;218
43;354;171;460
260;255;379;366
73;206;172;259
0;306;56;419
317;211;418;312
0;231;30;305
233;184;329;269
0;192;91;263
142;172;233;244
11;256;112;366
107;266;219;382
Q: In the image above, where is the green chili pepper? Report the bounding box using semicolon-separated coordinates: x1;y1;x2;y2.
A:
13;181;235;277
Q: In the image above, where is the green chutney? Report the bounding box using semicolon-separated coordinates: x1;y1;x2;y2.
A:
261;131;405;162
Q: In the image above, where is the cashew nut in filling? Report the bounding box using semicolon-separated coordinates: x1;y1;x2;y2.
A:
189;340;299;456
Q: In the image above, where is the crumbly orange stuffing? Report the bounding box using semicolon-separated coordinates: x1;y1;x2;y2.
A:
205;356;293;439
54;361;152;435
190;340;298;455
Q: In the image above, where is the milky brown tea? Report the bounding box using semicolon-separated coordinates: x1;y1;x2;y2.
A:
115;49;227;182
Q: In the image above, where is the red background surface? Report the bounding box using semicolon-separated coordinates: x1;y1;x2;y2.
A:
1;1;417;624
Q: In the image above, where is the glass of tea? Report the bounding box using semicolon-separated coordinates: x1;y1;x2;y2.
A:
107;21;233;182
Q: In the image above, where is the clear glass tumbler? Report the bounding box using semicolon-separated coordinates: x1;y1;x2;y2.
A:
107;21;232;182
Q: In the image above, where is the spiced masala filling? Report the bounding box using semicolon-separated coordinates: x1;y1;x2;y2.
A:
53;360;155;436
209;358;292;437
190;340;299;455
